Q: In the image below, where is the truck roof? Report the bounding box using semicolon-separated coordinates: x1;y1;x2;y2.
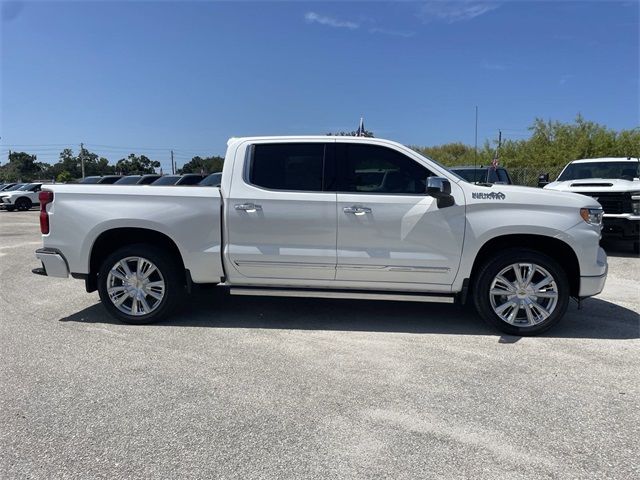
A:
227;135;392;146
570;157;639;163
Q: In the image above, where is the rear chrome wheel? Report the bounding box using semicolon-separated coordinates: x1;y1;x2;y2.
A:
473;249;570;336
489;263;559;327
106;256;166;316
98;244;182;324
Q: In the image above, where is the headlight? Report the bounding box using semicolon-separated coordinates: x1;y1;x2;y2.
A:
631;192;640;216
580;207;603;226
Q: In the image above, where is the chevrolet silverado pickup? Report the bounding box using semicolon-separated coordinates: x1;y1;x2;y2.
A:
33;136;608;335
544;157;640;254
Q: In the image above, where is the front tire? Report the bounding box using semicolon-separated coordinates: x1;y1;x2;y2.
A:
97;244;183;324
15;198;32;211
472;249;570;336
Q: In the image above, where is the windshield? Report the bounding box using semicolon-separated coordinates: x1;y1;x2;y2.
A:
176;175;205;185
151;176;180;185
199;173;222;186
4;184;25;191
80;176;101;184
114;176;141;184
558;161;640;181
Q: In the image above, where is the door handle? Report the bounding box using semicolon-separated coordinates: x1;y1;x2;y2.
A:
343;206;371;216
235;203;262;213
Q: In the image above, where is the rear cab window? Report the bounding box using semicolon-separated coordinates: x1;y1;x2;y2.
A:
248;143;333;192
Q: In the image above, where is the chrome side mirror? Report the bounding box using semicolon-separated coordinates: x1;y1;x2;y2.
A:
426;177;454;208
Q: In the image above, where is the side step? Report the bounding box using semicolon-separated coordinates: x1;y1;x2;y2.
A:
229;287;455;304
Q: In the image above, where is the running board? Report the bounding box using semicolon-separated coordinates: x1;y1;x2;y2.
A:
229;287;455;304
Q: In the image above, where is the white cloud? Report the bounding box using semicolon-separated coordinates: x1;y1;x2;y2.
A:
369;27;415;38
419;1;500;23
305;12;359;30
559;74;573;86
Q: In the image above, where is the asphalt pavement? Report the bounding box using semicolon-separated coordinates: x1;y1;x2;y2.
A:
1;210;638;479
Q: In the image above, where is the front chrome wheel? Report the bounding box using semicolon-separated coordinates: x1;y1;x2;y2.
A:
489;262;559;327
106;256;166;316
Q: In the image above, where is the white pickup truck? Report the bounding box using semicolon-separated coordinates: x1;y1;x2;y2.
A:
33;136;608;335
544;157;640;254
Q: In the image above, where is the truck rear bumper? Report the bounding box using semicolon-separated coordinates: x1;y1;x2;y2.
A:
33;248;69;278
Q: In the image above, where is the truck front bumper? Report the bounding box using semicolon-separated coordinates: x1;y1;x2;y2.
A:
33;248;69;278
578;246;608;298
602;214;640;241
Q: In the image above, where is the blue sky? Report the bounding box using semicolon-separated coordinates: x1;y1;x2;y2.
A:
1;0;638;171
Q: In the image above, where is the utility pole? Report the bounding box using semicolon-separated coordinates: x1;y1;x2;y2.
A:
498;129;502;153
171;150;175;174
80;142;86;178
474;106;478;169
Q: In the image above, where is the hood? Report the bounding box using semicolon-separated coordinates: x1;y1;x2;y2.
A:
463;183;601;209
544;178;640;193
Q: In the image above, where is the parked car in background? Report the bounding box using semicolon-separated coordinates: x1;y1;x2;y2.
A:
1;183;27;193
450;166;513;185
1;183;46;211
114;174;162;185
151;175;181;186
33;136;607;336
79;175;123;184
1;183;16;191
544;157;640;253
151;174;206;186
199;172;222;187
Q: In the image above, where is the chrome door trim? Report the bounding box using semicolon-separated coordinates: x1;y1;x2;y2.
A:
337;264;451;273
233;260;336;270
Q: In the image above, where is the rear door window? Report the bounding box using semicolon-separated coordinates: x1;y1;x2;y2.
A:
249;143;329;192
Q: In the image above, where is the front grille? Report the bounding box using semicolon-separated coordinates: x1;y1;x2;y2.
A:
577;192;632;214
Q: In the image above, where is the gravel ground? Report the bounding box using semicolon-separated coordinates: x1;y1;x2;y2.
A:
1;210;638;479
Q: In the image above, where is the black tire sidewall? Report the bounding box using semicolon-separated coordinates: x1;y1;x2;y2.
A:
97;244;182;325
473;249;570;336
16;198;31;211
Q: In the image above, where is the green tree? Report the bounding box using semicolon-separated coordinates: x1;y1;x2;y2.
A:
327;130;375;138
46;147;115;180
115;154;160;175
56;171;73;183
0;152;50;182
411;115;640;173
179;155;224;174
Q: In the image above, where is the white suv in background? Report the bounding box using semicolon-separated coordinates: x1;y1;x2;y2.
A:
0;183;45;211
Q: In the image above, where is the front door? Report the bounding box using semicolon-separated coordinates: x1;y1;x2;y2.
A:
335;142;465;286
225;141;337;281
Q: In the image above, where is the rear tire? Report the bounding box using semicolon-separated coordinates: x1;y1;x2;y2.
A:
16;198;32;211
472;248;570;336
633;241;639;256
97;244;183;325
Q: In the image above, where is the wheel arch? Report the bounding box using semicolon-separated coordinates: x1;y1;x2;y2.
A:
87;227;187;292
469;234;580;298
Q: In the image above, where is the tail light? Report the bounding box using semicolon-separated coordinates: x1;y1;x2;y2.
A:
39;190;54;234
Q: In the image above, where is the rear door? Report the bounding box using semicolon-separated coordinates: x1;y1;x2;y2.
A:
335;142;465;286
225;141;337;281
